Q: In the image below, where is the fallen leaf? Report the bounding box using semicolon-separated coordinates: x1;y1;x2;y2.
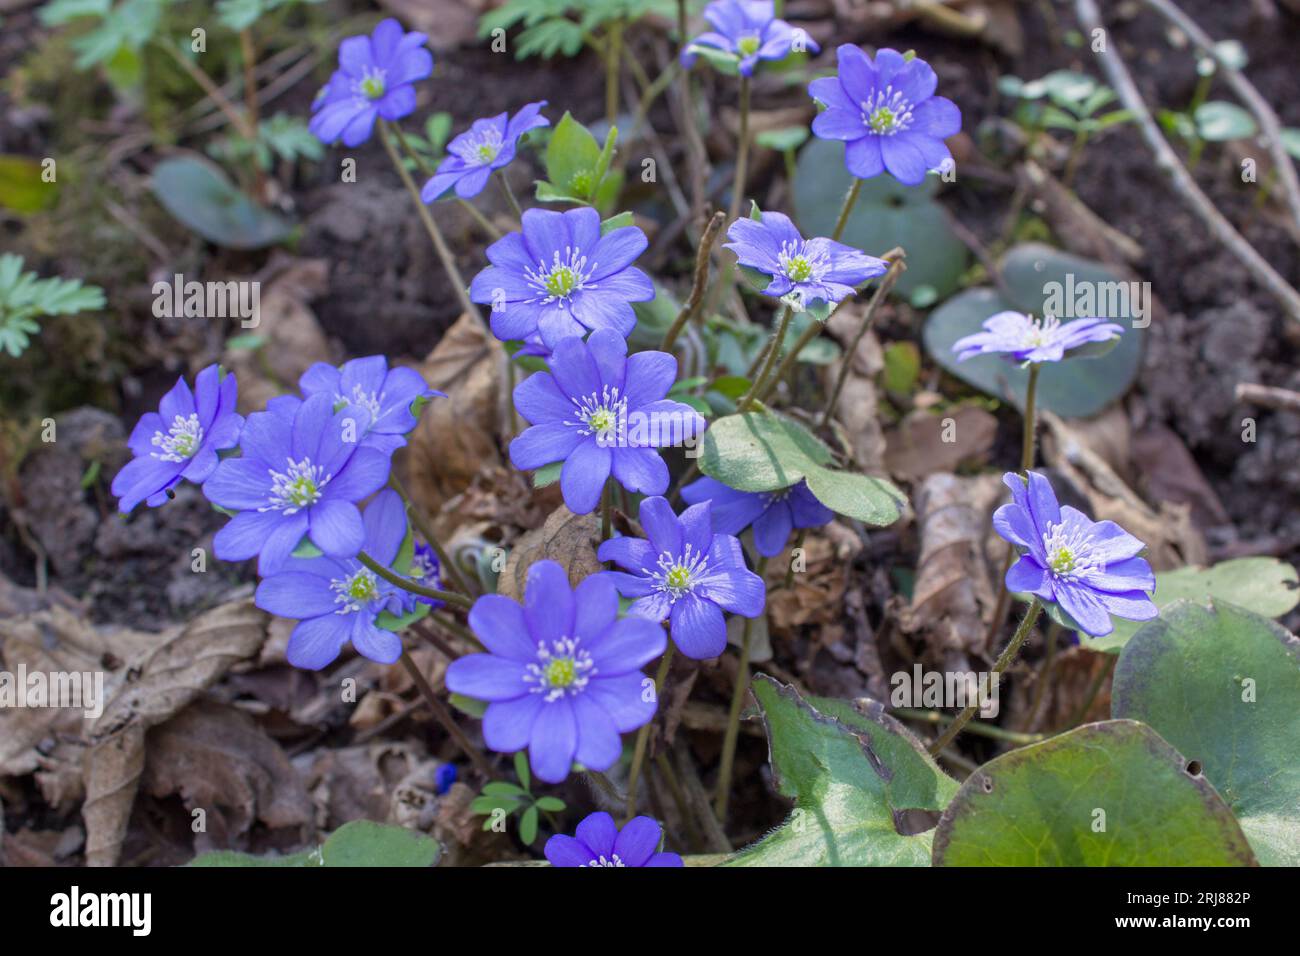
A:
884;405;998;481
496;506;601;602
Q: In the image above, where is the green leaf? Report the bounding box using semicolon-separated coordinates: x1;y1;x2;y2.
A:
711;375;751;400
319;820;440;867
514;750;531;791
1087;557;1299;653
803;468;906;527
725;677;958;866
793;137;967;300
1112;601;1300;866
600;211;634;235
922;243;1147;417
450;693;488;717
881;341;920;394
932;720;1257;866
533;461;562;488
0;155;58;214
1195;101;1258;142
519;805;540;845
189;820;438;867
482;781;527;797
0;253;104;358
151;156;293;249
374;600;430;633
534;796;566;812
544;112;603;202
755;126;810;152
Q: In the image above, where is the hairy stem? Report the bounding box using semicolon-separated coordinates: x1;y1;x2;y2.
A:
625;645;675;822
358;552;472;609
830;178;863;242
737;305;793;412
661;210;727;351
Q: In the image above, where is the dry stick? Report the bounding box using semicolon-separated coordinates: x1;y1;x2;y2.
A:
358;552;472;609
819;252;907;428
388;473;474;597
1023;620;1061;733
1142;0;1300;237
399;651;492;778
161;41;255;139
237;29;267;200
661;210;727;351
377;120;486;329
1075;0;1300;322
736;305;793;412
1236;382;1300;414
830;178;864;242
653;753;702;849
715;558;767;823
624;646;675;823
928;600;1044;755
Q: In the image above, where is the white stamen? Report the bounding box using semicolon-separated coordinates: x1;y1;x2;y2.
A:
151;414;204;462
260;457;331;514
523;636;596;702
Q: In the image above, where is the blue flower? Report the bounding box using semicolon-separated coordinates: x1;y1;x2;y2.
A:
809;46;961;186
681;1;818;77
952;312;1123;365
254;489;411;669
725;209;887;312
309;18;433;147
112;364;243;513
420;102;550;202
445;561;667;784
994;471;1157;638
682;477;833;557
204;392;392;574
469;207;654;350
545;812;683;867
299;355;441;456
598;496;766;660
510;329;706;515
409;539;445;609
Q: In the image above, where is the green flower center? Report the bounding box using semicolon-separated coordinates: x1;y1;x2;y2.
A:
1049;547;1076;575
543;656;578;689
332;568;381;613
545;266;578;298
588;408;615;435
869;106;897;134
476;143;499;163
348;573;378;603
737;35;761;56
286;475;319;507
666;566;692;590
569;170;594;195
360;70;386;100
786;255;814;282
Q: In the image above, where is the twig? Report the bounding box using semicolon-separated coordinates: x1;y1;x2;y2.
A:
1075;0;1300;322
399;652;491;778
819;251;907;427
1141;0;1300;237
1236;382;1300;414
661;210;726;351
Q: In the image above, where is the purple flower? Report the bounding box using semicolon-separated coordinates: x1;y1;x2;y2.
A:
682;477;833;557
420;102;550;202
204;392;392;575
809;46;961;186
299;355;442;456
597;496;765;660
410;539;444;609
510;330;706;515
112;364;243;513
952;312;1123;365
254;489;410;669
469;207;654;350
994;471;1157;638
545;812;683;867
445;561;666;784
309;18;433;147
725;210;887;311
681;1;818;77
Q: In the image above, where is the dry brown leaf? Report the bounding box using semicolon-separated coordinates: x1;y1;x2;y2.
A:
766;523;863;642
141;699;313;854
378;0;486;47
82;599;269;866
1132;421;1230;527
884;405;998;481
405;312;506;521
897;472;1005;671
496;506;601;602
223;258;333;414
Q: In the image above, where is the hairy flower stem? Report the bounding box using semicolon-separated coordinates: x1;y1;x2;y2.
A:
605;19;624;125
624;645;675;823
378;120;485;330
928;599;1043;755
819;251;907;428
399;651;492;777
496;171;523;221
715;557;767;823
458;199;502;240
601;477;613;546
661;210;727;352
726;76;752;227
984;362;1042;648
357;552;472;609
891;708;1045;745
388;473;474;597
737;305;793;412
830;178;863;242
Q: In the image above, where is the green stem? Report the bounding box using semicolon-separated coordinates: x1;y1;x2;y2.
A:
458;198;502;240
661;210;726;352
605;19;624;125
1023;620;1060;732
715;557;766;823
496;170;523;221
891;708;1045;745
601;477;613;545
625;645;675;822
928;600;1043;756
726;75;752;225
378;121;484;329
830;178;863;242
358;552;472;609
737;305;793;412
388;472;474;597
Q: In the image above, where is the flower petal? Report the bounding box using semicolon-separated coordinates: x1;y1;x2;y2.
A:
528;700;577;783
446;653;529;701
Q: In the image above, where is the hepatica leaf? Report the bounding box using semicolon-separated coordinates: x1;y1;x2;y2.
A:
932;720;1257;866
923;243;1145;417
725;676;958;867
151;155;293;249
793;137;966;300
1112;601;1300;866
188;820;439;867
1087;557;1299;653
